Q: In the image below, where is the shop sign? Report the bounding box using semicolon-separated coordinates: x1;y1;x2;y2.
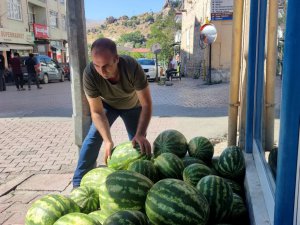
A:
0;28;34;44
211;0;233;21
33;24;49;39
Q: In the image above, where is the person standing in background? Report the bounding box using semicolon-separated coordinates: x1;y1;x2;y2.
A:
25;53;42;90
0;51;6;91
9;52;25;91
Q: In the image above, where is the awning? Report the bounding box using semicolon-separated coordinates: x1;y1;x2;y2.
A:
0;43;9;51
6;44;33;50
51;45;66;51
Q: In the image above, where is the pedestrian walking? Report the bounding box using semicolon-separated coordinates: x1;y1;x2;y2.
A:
0;51;6;92
9;52;25;91
73;38;152;188
25;53;42;90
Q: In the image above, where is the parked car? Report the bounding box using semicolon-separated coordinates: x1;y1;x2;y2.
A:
20;55;65;84
137;58;157;81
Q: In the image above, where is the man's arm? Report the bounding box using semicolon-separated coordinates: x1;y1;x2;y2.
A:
132;85;152;155
86;96;114;163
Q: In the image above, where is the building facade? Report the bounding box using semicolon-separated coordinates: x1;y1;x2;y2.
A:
0;0;67;67
179;0;233;81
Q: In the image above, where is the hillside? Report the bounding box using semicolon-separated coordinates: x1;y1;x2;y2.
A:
86;12;158;45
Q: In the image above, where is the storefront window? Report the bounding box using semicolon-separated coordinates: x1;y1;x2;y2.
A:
49;11;58;28
7;0;22;21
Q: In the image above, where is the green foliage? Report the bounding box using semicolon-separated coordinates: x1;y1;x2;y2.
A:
118;50;152;60
145;15;155;23
147;9;180;62
118;31;146;48
97;33;104;39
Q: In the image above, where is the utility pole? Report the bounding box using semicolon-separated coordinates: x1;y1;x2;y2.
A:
66;0;91;151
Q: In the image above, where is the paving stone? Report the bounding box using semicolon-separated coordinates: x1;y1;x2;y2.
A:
5;202;29;213
0;173;33;197
17;174;73;192
7;191;39;204
0;203;13;213
2;212;26;225
0;211;13;224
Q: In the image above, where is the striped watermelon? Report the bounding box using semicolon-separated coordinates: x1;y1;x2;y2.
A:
103;210;149;225
70;186;99;213
145;178;209;225
81;167;115;195
99;170;153;216
223;178;244;196
268;147;278;180
25;194;80;225
229;193;247;219
127;159;158;183
153;129;188;157
210;158;220;176
107;142;150;170
188;136;214;163
154;152;184;179
182;156;206;168
53;212;100;225
196;175;234;223
183;163;212;187
217;146;245;180
88;210;107;224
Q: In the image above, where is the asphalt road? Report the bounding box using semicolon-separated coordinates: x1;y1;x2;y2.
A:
0;78;230;118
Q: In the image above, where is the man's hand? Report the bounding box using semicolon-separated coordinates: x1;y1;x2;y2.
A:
132;135;151;156
104;141;114;165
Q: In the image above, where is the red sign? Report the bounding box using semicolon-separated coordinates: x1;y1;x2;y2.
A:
33;24;49;39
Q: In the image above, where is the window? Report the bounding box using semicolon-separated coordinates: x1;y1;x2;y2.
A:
61;15;66;30
7;0;22;21
49;11;58;28
60;0;65;4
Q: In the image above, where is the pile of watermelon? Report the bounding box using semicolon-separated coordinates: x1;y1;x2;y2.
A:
25;129;248;225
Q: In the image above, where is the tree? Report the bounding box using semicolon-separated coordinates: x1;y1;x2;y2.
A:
147;9;180;62
118;31;146;47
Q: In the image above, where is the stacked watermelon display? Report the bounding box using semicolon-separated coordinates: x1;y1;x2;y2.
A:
25;130;249;225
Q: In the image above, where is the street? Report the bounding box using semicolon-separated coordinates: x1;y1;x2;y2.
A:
0;78;229;118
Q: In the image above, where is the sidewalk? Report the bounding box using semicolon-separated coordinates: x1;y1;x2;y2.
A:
0;78;231;224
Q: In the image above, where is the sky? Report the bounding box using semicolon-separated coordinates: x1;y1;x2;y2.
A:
84;0;166;21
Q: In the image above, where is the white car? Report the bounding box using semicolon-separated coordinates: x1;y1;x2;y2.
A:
137;58;157;81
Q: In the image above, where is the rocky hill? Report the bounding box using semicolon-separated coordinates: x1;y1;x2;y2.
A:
86;12;158;45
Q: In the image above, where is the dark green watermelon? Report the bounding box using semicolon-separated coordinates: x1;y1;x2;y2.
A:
99;170;153;217
154;152;184;179
183;163;212;186
103;210;149;225
146;179;209;225
196;175;234;223
153;129;188;157
188;136;214;163
70;186;99;213
182;156;206;168
127;159;158;183
217;146;245;180
268;147;278;180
